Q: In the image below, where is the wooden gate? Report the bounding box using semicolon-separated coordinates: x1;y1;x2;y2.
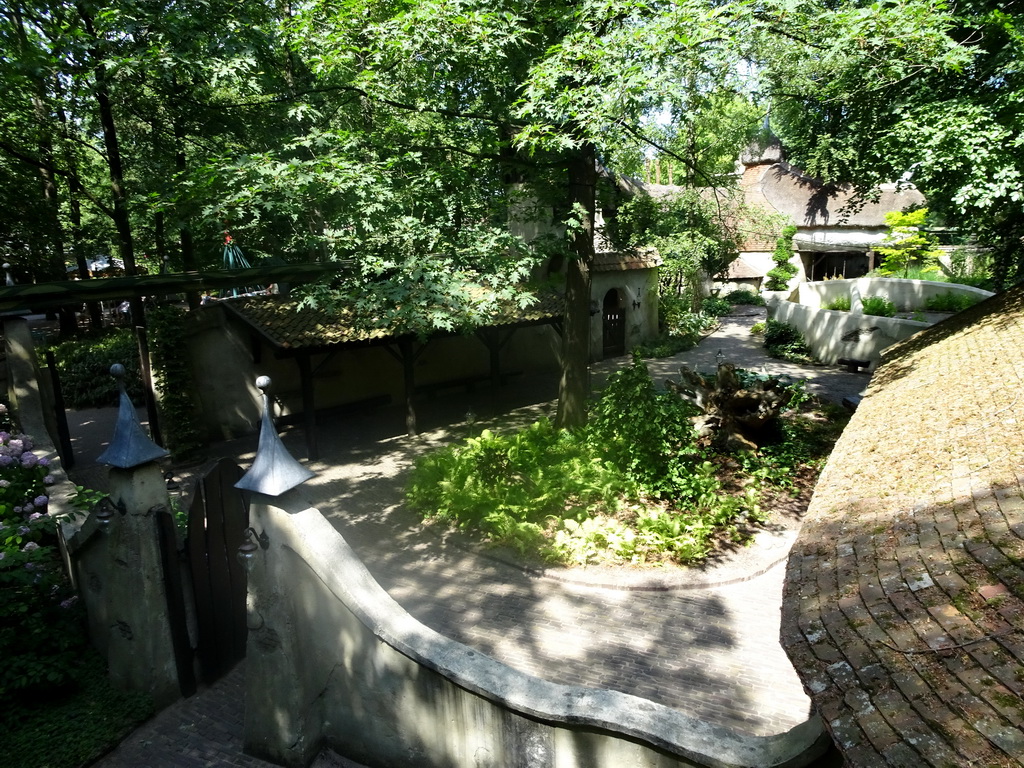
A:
186;458;250;684
602;289;626;358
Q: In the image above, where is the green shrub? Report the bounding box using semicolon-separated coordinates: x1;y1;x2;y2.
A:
763;319;815;363
923;292;980;312
638;294;716;358
750;321;766;335
0;430;85;700
942;247;993;289
875;209;943;278
861;296;897;317
407;357;838;566
701;296;731;316
824;296;851;311
2;650;153;768
587;355;702;499
45;330;143;409
724;289;765;306
764;225;799;291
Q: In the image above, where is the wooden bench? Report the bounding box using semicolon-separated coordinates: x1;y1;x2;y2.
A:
837;357;871;373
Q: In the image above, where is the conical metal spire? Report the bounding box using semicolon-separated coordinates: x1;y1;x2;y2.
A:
96;364;169;469
235;376;314;496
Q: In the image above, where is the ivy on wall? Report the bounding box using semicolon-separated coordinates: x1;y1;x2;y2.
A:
147;305;205;459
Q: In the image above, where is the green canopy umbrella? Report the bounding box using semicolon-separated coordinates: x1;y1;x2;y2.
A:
222;235;257;297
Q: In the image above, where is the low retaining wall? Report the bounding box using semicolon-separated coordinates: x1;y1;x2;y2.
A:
771;280;994;369
244;491;829;768
798;278;992;311
768;299;928;370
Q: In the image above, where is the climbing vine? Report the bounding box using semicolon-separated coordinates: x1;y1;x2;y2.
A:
147;305;205;459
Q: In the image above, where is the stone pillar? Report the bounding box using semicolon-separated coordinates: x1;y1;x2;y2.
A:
235;376;318;766
243;490;323;767
104;463;180;707
91;363;179;707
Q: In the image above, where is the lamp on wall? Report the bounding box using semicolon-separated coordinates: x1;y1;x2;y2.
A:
237;526;269;570
716;349;726;368
93;496;121;533
632;296;641;310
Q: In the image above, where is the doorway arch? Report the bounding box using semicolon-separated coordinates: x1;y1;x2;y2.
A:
602;288;625;358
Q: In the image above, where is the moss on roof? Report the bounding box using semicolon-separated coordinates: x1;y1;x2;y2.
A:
783;284;1024;767
220;291;564;351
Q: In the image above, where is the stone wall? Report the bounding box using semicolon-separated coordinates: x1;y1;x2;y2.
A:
243;491;829;768
769;279;995;369
797;277;992;311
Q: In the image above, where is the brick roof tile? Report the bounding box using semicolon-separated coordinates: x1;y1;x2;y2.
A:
784;285;1024;766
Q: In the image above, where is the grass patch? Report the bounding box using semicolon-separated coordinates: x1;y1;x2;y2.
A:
723;289;765;306
408;357;847;566
762;319;816;364
2;649;154;768
823;296;851;311
861;295;897;317
923;292;980;312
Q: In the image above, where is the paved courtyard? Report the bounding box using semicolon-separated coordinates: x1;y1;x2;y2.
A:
88;309;861;766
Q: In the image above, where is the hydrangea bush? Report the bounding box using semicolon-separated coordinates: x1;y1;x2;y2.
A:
0;423;85;698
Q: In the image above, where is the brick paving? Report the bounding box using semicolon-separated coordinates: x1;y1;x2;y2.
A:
782;286;1024;767
86;308;862;766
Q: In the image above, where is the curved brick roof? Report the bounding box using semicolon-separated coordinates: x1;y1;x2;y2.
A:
782;285;1024;766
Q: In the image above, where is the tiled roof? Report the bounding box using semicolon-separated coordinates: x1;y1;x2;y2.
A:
782;285;1024;766
725;257;764;280
219;291;564;351
592;250;662;272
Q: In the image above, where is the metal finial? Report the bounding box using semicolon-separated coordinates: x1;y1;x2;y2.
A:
96;363;169;468
235;376;314;496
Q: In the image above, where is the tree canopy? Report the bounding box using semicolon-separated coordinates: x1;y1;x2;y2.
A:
0;0;1008;419
763;0;1023;285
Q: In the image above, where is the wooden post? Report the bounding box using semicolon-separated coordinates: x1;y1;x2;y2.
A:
297;353;318;460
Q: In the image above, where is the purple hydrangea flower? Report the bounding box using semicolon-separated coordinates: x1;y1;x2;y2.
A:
43;475;54;485
34;494;47;505
20;452;38;468
0;455;14;467
8;439;24;454
38;457;49;467
17;525;28;535
60;595;78;609
0;479;9;488
21;436;33;450
28;512;43;521
22;541;39;552
0;431;9;442
23;503;33;514
14;506;22;514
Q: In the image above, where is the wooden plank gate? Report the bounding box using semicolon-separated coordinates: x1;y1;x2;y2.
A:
186;458;250;684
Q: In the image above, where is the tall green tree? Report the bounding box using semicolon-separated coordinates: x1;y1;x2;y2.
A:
762;0;1020;284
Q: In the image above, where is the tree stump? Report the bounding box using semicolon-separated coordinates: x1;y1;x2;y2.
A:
666;363;794;452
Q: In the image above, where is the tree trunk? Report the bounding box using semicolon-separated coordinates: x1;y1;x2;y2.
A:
555;144;596;429
78;5;145;327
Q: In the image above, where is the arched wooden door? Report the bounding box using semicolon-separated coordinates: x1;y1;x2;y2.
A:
602;289;626;358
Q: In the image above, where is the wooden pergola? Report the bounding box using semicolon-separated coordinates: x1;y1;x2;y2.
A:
220;294;564;460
